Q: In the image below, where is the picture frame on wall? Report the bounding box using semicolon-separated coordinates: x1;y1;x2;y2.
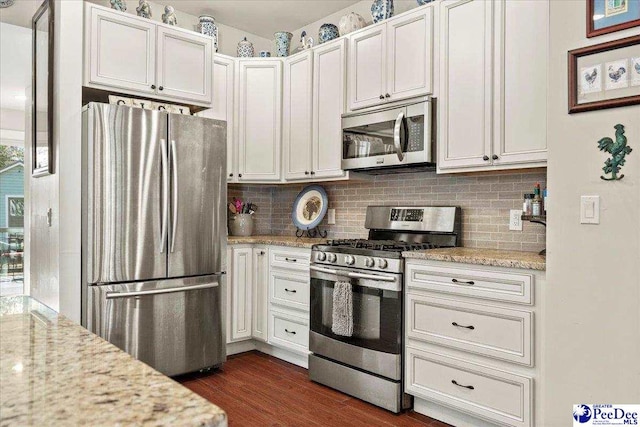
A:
569;34;640;113
587;0;640;38
32;0;54;177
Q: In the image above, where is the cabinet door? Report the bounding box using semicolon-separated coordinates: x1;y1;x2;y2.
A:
230;247;252;342
386;6;433;101
252;247;269;342
156;26;212;104
348;26;386;110
438;0;493;171
87;6;156;93
237;60;283;182
212;55;236;182
492;0;548;167
312;39;347;180
225;247;232;344
283;52;313;180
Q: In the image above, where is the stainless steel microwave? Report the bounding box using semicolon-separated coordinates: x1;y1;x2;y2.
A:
341;98;434;172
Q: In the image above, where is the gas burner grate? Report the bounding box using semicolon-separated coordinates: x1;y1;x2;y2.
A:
325;239;440;252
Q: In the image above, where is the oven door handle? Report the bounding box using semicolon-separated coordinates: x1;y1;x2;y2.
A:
309;265;339;275
347;272;396;282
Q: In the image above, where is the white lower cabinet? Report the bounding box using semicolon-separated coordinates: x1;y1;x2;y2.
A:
228;247;252;342
252;247;269;342
405;260;544;427
268;309;310;354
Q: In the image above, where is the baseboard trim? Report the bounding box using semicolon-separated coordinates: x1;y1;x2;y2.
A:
413;398;499;427
226;339;309;369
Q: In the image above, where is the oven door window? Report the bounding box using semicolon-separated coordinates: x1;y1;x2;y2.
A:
310;277;402;354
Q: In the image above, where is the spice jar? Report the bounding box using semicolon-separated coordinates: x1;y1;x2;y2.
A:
523;194;534;216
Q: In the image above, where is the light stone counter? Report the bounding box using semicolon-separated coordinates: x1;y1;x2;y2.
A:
403;247;546;271
227;235;326;249
0;296;227;427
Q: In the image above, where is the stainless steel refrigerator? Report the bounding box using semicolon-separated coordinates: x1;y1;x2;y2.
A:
81;102;226;376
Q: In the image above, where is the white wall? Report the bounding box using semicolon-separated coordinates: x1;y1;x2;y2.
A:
287;0;416;51
86;0;272;56
544;1;640;425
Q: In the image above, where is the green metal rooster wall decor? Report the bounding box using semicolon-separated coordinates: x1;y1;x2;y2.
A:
597;124;632;181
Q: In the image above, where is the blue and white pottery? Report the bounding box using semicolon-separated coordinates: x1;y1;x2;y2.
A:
198;16;219;52
274;31;293;57
259;51;271;58
135;0;151;18
318;23;340;44
371;0;394;23
416;0;433;4
110;0;126;11
339;12;366;36
237;37;254;57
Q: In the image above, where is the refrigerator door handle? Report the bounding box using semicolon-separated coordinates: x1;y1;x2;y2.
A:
105;282;219;299
170;139;178;253
160;139;169;253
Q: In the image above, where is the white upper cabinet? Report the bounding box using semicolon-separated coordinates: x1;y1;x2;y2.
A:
211;55;236;182
283;51;314;180
156;27;212;104
492;0;548;167
349;26;387;110
438;0;493;171
313;39;347;179
438;0;548;173
87;6;156;94
84;3;212;106
237;59;283;182
348;5;433;111
386;7;433;101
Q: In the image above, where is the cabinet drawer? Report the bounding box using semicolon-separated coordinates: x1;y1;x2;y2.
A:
406;263;533;305
406;347;532;427
271;272;310;311
270;248;310;272
407;294;532;365
269;310;309;353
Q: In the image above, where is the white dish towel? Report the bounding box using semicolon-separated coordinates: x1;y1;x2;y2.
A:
332;281;354;337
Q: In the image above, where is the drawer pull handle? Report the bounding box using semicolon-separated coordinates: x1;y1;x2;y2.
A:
452;322;475;330
285;258;298;263
451;380;474;390
451;278;475;286
284;329;296;335
284;288;297;293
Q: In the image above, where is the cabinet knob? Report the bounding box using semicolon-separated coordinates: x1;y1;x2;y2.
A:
492;154;499;160
159;86;164;91
229;173;233;177
482;155;490;161
305;171;310;175
310;171;316;175
379;95;385;100
385;93;390;98
238;173;243;178
151;84;156;89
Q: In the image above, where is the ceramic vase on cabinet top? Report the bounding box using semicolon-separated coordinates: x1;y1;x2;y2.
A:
416;0;433;4
259;51;271;57
110;0;126;12
338;12;366;36
274;31;293;57
198;15;219;52
371;0;394;23
162;6;177;25
318;23;340;44
135;0;151;18
237;37;254;57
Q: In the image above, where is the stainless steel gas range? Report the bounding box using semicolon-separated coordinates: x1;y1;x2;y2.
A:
308;206;461;413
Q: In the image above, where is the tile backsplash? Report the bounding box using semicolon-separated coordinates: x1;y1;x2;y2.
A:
229;170;547;253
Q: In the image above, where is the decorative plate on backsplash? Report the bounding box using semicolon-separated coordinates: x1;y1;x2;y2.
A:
292;185;328;231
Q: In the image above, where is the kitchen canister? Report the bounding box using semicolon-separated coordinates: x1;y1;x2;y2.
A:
237;37;254;57
371;0;394;23
274;31;293;57
198;15;219;52
318;23;340;44
338;12;366;36
229;214;254;236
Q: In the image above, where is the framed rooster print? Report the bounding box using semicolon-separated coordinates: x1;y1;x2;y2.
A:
587;0;640;38
569;34;640;113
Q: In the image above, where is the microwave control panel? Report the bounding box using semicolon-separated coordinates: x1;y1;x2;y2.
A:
390;208;424;222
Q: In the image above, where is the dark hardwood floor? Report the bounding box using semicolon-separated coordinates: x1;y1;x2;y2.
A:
178;351;451;427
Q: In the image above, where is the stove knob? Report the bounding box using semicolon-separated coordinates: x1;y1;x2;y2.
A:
377;259;388;269
327;253;337;263
316;252;327;261
344;255;355;266
365;257;375;268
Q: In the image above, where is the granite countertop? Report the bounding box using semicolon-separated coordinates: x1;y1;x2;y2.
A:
402;247;546;271
227;235;326;249
0;296;227;427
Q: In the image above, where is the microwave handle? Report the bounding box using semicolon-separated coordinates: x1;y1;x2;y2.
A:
393;111;405;162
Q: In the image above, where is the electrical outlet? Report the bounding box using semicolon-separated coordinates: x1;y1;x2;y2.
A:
509;209;523;231
327;209;336;225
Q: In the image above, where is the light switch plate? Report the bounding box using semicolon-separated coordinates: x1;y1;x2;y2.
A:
327;209;336;225
580;195;600;224
509;209;523;231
